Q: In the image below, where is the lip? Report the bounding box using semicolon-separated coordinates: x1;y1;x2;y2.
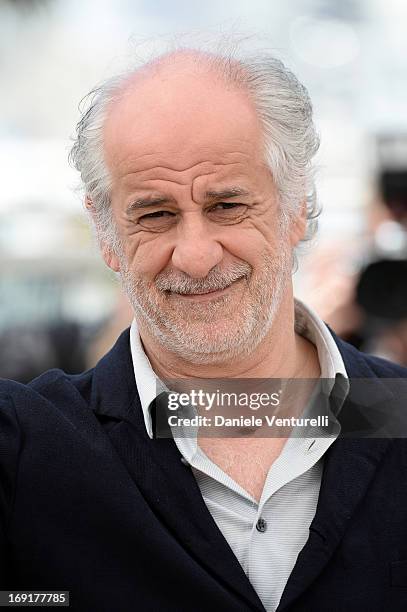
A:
170;278;243;302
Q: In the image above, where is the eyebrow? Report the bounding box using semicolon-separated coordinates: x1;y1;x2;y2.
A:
125;187;251;215
204;187;251;200
126;196;171;215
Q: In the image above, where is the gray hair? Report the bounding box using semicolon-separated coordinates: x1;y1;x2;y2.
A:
69;39;321;261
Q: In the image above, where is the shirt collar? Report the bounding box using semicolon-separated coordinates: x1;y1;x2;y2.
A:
130;298;349;440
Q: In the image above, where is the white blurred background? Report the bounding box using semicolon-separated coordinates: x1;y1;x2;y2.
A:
1;0;407;378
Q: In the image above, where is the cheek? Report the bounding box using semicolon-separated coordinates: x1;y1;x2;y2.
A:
224;221;283;265
125;236;173;279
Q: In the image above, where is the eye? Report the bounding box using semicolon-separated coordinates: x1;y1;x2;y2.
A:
137;210;177;232
207;202;248;224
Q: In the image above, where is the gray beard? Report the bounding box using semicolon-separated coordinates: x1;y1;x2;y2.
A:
118;249;291;365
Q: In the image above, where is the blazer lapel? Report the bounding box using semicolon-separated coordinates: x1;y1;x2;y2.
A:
276;333;394;611
91;330;265;612
276;436;391;611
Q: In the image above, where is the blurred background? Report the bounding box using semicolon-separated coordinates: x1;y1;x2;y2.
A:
1;0;407;381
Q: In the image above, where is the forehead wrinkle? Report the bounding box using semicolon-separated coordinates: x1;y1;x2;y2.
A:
113;148;252;176
118;161;217;180
117;159;249;194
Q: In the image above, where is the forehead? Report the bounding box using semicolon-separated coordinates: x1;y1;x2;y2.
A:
103;64;267;186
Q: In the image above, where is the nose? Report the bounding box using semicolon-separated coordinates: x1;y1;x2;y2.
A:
171;214;223;278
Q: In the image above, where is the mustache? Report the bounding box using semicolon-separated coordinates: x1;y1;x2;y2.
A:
155;262;252;295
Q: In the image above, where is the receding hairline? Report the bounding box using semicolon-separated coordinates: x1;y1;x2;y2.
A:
101;48;264;174
105;47;252;114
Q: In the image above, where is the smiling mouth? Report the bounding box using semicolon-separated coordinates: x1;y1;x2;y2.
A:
169;277;245;300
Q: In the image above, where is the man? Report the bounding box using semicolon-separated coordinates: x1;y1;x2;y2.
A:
1;43;407;612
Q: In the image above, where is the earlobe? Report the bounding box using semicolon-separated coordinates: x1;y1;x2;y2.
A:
290;201;307;246
85;196;121;272
102;244;121;272
85;196;94;211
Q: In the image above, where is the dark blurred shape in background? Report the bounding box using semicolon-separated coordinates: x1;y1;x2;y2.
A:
1;0;50;6
353;138;407;364
332;134;407;364
380;170;407;222
357;259;407;321
0;322;86;383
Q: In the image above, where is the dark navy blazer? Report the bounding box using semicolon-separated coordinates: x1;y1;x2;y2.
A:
1;328;407;611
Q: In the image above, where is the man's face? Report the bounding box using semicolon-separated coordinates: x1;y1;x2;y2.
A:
102;63;303;363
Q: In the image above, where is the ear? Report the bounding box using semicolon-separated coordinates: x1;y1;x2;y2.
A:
101;243;121;272
289;200;307;247
85;196;121;272
85;195;94;213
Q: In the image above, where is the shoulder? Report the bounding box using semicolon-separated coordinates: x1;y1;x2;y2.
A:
0;366;94;397
327;326;407;378
328;329;407;439
0;327;134;424
0;367;96;427
0;367;106;526
358;352;407;378
0;366;97;469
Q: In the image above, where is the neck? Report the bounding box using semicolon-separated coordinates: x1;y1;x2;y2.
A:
137;292;321;381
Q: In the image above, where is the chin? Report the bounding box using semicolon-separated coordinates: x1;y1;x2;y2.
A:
155;319;267;365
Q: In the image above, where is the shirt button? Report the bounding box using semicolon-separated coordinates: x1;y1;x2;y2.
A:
256;518;267;533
